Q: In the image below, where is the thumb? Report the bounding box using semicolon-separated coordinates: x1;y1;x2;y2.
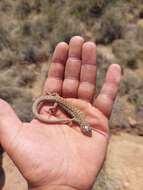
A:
0;99;22;153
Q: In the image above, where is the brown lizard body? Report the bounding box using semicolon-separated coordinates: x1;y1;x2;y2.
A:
32;93;92;136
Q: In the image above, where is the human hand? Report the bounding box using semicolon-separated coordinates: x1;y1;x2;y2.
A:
0;36;121;190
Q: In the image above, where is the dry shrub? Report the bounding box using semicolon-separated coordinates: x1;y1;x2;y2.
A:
19;46;39;63
16;1;32;19
0;63;36;89
96;46;116;92
21;21;32;36
0;0;11;12
0;65;20;88
18;44;48;64
15;70;35;87
119;70;143;113
96;5;126;44
0;87;33;122
139;9;143;19
119;70;142;96
0;26;11;50
0;59;13;70
137;19;143;45
49;15;84;50
128;91;143;111
70;0;106;20
112;39;140;69
110;98;131;129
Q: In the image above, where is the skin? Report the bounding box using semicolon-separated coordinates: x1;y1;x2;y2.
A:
0;36;121;190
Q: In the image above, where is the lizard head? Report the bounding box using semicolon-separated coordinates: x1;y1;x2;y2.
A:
81;122;92;137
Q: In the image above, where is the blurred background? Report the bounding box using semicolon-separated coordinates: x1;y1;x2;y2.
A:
0;0;143;189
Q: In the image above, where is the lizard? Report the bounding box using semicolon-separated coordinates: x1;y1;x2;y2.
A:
32;92;92;136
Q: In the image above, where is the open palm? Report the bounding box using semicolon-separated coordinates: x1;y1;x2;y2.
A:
0;36;121;190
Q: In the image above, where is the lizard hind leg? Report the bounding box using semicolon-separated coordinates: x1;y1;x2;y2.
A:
44;102;58;115
67;120;73;127
64;118;74;126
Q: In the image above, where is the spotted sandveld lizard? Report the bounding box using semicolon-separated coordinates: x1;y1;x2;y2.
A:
32;93;92;136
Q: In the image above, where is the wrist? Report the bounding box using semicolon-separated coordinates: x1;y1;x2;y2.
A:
29;185;78;190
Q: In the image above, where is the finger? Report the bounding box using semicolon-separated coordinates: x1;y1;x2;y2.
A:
78;42;96;102
62;36;84;98
43;42;69;95
0;99;22;153
93;64;121;118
